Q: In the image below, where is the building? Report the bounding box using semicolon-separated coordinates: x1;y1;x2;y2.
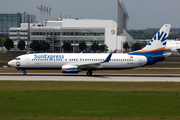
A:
0;13;36;36
30;19;126;53
9;23;35;50
9;18;133;53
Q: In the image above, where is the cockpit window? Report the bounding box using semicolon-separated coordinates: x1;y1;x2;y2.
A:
15;57;21;60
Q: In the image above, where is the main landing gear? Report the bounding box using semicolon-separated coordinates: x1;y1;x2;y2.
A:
23;70;26;75
87;70;93;76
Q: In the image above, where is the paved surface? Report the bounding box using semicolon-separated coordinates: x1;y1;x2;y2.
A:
0;73;180;82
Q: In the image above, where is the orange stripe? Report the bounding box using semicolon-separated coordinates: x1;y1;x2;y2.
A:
62;67;78;69
135;47;165;53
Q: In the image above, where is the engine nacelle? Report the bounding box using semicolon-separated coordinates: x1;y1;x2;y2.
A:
62;65;79;73
171;49;178;52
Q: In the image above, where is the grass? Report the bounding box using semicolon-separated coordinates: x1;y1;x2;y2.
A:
0;81;180;120
1;90;180;119
0;81;180;91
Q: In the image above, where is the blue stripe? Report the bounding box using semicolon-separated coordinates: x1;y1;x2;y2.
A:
16;67;139;71
129;50;165;65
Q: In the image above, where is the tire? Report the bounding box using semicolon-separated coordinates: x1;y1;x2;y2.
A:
23;71;26;75
87;70;92;76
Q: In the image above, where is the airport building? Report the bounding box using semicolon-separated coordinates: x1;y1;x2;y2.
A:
30;19;125;52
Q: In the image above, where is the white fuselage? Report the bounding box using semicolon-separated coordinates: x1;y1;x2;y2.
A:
8;53;147;70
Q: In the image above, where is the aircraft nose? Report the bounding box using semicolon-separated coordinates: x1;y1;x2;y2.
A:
8;60;14;67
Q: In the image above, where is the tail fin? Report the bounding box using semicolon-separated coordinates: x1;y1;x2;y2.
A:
130;24;171;55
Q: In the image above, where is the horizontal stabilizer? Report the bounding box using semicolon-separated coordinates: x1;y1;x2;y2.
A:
152;53;171;59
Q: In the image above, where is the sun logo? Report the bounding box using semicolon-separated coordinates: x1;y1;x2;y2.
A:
148;31;167;46
111;29;115;35
16;62;20;66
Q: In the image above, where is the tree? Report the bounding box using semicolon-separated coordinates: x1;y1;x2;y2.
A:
39;41;50;52
30;40;50;52
0;35;8;47
18;40;25;51
123;42;129;50
79;41;87;51
99;44;108;53
0;38;3;47
91;42;99;53
4;38;14;50
131;43;142;51
3;35;9;40
62;42;72;52
30;40;40;51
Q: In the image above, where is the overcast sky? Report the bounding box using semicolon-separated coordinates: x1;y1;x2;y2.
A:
1;0;180;29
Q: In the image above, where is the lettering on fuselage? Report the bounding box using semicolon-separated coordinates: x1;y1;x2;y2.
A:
34;54;64;60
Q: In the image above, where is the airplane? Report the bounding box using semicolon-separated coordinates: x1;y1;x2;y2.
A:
8;24;171;76
165;39;180;53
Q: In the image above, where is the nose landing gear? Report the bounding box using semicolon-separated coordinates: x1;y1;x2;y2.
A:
23;70;26;75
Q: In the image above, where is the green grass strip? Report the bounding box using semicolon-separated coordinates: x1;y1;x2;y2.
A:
0;81;180;119
0;90;180;119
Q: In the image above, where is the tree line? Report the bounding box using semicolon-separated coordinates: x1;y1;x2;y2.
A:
123;42;142;52
0;36;108;53
1;35;142;53
62;41;108;53
0;35;50;52
128;28;180;39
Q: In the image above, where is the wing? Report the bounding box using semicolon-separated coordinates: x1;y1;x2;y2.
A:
78;51;113;69
62;51;114;71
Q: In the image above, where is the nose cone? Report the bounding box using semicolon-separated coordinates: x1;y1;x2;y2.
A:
8;60;14;67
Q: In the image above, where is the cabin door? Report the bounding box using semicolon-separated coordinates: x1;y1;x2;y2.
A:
26;57;30;65
138;57;143;65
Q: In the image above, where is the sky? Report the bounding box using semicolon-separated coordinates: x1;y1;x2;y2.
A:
0;0;180;29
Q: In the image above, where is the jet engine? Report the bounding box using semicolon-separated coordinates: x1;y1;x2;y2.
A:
62;65;79;73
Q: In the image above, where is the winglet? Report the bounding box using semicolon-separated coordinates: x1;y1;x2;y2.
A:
103;51;113;63
113;48;118;53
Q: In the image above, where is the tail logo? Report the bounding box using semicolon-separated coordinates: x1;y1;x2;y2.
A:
148;31;168;46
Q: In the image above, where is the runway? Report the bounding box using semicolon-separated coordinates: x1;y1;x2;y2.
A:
0;73;180;82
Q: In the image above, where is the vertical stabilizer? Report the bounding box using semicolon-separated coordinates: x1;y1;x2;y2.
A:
130;24;171;55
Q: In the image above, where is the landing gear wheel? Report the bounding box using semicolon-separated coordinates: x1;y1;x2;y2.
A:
87;70;92;76
23;71;26;75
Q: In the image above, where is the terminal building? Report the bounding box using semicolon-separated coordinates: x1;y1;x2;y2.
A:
9;1;133;53
30;19;125;52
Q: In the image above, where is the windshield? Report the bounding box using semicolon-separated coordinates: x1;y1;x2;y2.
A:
15;57;21;60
